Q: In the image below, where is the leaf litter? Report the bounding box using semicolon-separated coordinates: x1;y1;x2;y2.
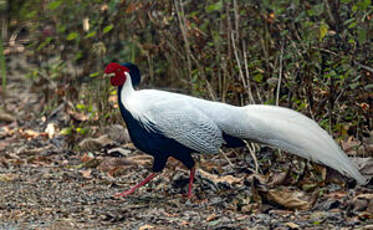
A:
0;56;372;229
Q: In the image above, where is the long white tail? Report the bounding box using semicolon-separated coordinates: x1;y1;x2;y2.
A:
234;105;368;185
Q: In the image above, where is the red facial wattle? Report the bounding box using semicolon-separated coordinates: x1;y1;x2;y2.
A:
110;70;126;86
104;63;129;86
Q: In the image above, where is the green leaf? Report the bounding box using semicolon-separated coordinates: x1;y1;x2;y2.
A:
319;22;329;41
48;0;63;10
76;104;86;110
76;127;89;135
311;4;324;16
89;72;100;78
253;74;263;83
206;0;223;13
26;10;37;19
84;31;96;39
348;21;357;28
60;127;72;136
356;0;371;10
357;28;367;44
66;32;79;41
103;24;114;34
37;37;53;51
364;84;373;90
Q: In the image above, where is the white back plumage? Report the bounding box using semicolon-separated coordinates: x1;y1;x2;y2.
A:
121;72;368;185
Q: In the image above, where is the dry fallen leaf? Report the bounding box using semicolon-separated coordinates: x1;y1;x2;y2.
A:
199;169;244;185
45;122;57;139
342;136;361;154
78;135;114;151
18;129;47;139
67;108;89;122
104;124;131;143
0;111;16;122
97;157;138;177
80;169;92;179
350;157;373;177
0;173;18;182
138;224;154;230
266;186;317;210
78;158;102;169
352;193;373;213
126;154;153;166
285;222;300;229
206;213;217;222
268;170;289;186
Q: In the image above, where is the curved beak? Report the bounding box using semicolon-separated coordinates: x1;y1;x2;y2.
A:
103;73;115;78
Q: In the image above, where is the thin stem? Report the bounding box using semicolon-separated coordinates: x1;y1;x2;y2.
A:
175;0;192;80
276;43;284;106
0;34;6;97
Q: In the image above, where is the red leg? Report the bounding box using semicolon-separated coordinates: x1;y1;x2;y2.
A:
187;168;195;198
114;173;158;198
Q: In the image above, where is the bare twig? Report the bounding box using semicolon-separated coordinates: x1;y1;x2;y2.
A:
220;150;234;168
233;0;240;42
323;0;336;25
174;0;192;80
243;43;255;104
231;32;247;103
353;61;373;73
276;43;284;106
0;26;6;97
243;140;259;174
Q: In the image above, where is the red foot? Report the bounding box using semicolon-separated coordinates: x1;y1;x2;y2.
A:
186;168;195;199
114;173;158;198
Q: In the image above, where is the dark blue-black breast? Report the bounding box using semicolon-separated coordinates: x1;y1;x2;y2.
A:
117;88;196;172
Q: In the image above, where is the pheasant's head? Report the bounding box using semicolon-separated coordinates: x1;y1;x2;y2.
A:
104;62;141;87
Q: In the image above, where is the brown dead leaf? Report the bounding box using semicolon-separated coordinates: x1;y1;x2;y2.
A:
27;155;52;166
126;154;153;166
199;169;243;185
0;111;16;122
268;170;289;186
45;122;57;139
0;140;8;151
78;135;114;151
206;213;217;222
0;173;18;182
18;128;48;140
200;160;223;172
366;144;373;154
78;158;102;169
104;125;130;143
324;191;347;199
138;224;154;230
342;136;361;154
108;95;118;108
285;222;300;229
107;147;131;157
67;108;89;122
0;126;16;138
97;157;138;177
350;158;373;177
81;153;94;162
266;186;317;210
80;169;92;179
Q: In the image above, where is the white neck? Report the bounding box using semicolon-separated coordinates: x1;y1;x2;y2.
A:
120;72;135;107
118;71;154;130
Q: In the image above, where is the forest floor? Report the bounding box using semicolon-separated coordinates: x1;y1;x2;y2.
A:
0;55;372;230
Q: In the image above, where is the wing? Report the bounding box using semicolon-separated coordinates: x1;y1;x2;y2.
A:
142;99;224;154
